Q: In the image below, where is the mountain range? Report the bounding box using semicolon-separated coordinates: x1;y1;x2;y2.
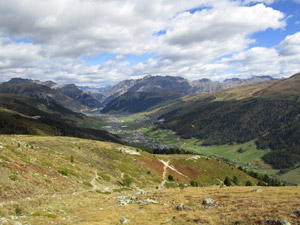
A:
99;75;274;103
98;75;274;113
0;75;274;115
0;78;102;112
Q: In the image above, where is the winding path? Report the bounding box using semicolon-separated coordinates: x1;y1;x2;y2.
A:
159;160;170;189
158;159;187;189
91;170;100;191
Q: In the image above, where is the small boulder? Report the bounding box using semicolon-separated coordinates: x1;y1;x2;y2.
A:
176;203;184;211
202;198;217;209
292;209;300;216
161;218;172;224
176;203;191;211
202;198;214;205
264;219;291;225
252;189;262;193
120;217;129;224
144;199;158;204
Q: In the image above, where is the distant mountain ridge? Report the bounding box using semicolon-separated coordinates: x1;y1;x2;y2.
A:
100;75;274;104
0;75;275;110
0;81;86;112
0;78;102;111
46;83;103;108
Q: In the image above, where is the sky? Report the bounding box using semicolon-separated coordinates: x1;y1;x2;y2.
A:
0;0;300;87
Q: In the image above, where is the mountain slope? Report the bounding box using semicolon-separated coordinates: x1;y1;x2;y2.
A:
0;135;258;200
0;94;121;143
102;91;183;114
48;83;103;108
0;78;103;111
0;81;87;112
156;73;300;169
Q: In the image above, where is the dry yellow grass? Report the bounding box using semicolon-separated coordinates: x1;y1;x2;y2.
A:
1;186;299;224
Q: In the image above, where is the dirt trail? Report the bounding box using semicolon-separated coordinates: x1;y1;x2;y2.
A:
158;159;187;189
159;160;170;189
91;170;100;191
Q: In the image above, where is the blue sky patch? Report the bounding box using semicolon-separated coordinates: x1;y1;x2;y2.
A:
186;6;212;14
1;35;34;44
153;30;167;36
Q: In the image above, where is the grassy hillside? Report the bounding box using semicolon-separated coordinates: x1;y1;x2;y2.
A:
0;135;298;224
155;74;300;170
0;135;257;199
0;94;119;143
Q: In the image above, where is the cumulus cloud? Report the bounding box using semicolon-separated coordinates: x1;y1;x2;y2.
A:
0;0;297;85
218;32;300;78
279;32;300;56
0;37;43;69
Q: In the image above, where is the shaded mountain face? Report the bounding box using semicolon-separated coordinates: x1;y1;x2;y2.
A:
0;81;87;112
0;94;122;143
102;91;183;114
0;78;103;111
50;84;103;108
101;75;191;105
101;75;274;104
156;73;300;170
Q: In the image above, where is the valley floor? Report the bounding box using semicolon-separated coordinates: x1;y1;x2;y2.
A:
1;186;300;224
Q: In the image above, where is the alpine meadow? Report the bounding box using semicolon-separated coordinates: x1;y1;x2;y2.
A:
0;0;300;224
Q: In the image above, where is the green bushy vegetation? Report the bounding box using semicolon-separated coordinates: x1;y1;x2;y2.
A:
146;147;195;155
237;166;282;186
122;175;133;187
224;176;232;186
159;97;300;169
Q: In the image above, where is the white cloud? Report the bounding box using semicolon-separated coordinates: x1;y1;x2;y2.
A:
0;0;297;85
218;33;300;78
279;32;300;56
0;37;43;69
221;47;281;76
